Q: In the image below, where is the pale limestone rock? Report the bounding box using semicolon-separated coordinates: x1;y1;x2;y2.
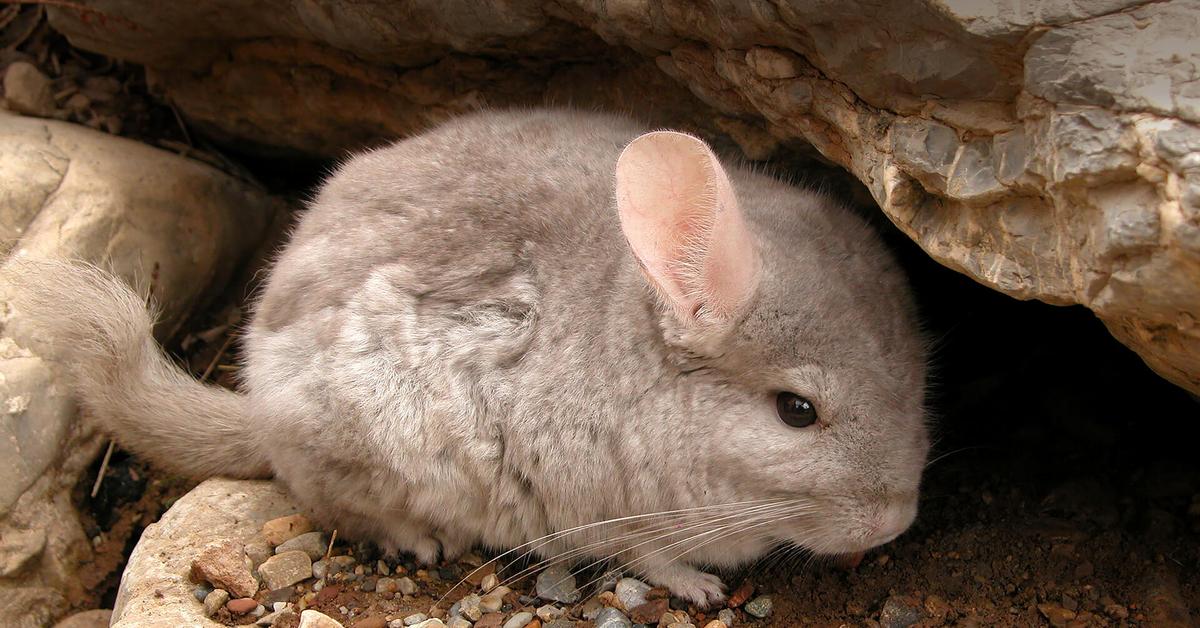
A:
111;479;297;628
0;111;278;626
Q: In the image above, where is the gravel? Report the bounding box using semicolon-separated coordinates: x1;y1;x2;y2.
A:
743;595;773;619
594;607;633;628
258;550;314;590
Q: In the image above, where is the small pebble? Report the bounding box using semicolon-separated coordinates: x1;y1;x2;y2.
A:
408;620;445;628
536;605;564;621
274;602;290;613
377;560;392;576
277;531;328;560
581;595;605;619
480;585;511;612
446;619;472;628
481;572;499;592
375;577;399;594
227;597;260;615
615;578;652;610
398;576;419;595
726;582;754;608
262;514;315;546
717;609;735;626
702;621;727;628
459;593;484;621
259;551;314;590
502;611;534;628
404;614;429;626
594;607;633;628
629;599;669;624
361;576;379;592
535;564;580;603
743;596;773;619
544;621;574;628
203;589;230;617
298;609;346;628
193;584;214;603
191;540;259;598
313;559;331;580
878;595;923;628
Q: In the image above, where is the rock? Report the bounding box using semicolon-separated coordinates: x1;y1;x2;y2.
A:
228;597;260;614
41;0;1200;395
276;531;327;560
743;596;773;619
51;609;113;628
481;572;499;592
702;621;727;628
403;613;429;626
108;480;299;627
502;611;534;628
718;609;735;626
0;528;45;577
536;605;564;621
543;621;574;628
923;595;952;619
397;576;419;595
614;578;651;611
262;514;315;546
0;110;277;628
629;599;669;624
726;582;754;608
2;61;56;117
258;550;313;590
354;618;387;628
879;596;924;628
299;609;346;628
203;589;230;617
410;621;445;628
458;593;484;621
594;607;633;628
480;585;511;612
190;540;258;599
535;564;580;603
446;618;472;628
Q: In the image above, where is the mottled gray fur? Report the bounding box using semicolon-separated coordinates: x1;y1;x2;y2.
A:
7;109;928;605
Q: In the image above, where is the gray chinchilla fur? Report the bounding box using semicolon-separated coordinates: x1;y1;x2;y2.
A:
5;109;929;605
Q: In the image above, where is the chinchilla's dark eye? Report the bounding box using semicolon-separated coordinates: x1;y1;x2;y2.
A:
776;392;817;428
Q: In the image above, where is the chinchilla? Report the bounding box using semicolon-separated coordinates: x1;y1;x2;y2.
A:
5;108;929;605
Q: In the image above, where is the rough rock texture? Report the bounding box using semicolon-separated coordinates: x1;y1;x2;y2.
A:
109;479;295;628
44;0;1200;392
0;111;277;626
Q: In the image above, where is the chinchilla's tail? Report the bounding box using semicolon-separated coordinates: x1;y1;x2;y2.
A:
3;259;270;479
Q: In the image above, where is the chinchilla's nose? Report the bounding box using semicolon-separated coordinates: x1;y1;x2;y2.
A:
864;497;918;546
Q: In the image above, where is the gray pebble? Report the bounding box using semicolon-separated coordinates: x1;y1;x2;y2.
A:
409;620;446;628
312;559;330;580
536;604;565;621
275;531;327;561
744;596;773;619
878;596;924;628
718;608;736;626
458;593;483;621
502;611;534;628
258;551;313;590
193;584;214;602
544;621;575;628
203;589;230;617
403;613;429;626
615;578;652;610
595;607;633;628
446;618;472;628
397;576;419;595
535;563;580;603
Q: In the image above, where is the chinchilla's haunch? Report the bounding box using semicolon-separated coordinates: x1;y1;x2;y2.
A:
7;109;929;606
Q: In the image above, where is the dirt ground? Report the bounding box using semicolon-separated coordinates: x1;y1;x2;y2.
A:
6;9;1198;627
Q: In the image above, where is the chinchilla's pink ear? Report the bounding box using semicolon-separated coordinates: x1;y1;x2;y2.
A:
615;131;760;324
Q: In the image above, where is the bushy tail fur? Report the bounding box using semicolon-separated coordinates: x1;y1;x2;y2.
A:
3;259;270;479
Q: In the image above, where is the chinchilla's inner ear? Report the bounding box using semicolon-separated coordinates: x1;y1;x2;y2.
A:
615;130;761;324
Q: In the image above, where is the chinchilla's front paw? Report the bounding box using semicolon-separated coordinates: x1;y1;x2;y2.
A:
645;563;727;608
